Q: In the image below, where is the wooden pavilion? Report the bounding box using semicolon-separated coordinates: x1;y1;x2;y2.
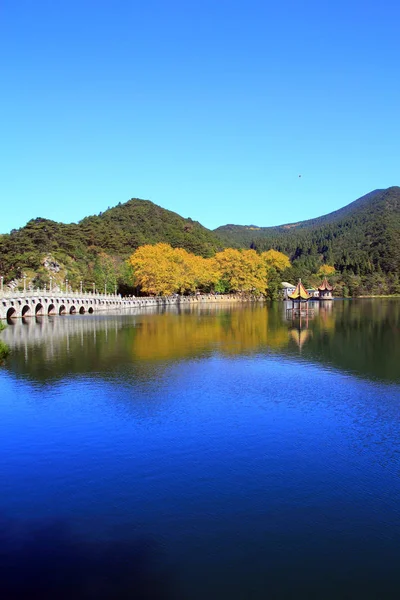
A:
286;279;313;321
318;277;334;300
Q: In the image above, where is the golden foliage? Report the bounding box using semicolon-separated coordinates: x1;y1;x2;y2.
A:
129;243;291;296
214;248;267;294
129;243;177;295
318;264;336;276
261;249;290;272
129;243;219;295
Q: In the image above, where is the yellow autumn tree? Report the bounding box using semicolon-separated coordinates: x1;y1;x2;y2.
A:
191;255;220;292
130;244;274;296
129;243;220;295
170;247;196;293
318;264;336;276
214;248;267;294
261;249;290;272
129;243;180;295
167;249;218;294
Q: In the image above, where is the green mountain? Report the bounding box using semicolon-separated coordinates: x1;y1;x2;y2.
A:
215;187;400;277
0;198;222;291
77;199;221;256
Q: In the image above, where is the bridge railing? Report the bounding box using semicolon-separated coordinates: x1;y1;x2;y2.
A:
0;289;123;301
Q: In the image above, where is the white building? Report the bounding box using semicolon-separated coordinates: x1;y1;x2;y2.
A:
281;282;296;300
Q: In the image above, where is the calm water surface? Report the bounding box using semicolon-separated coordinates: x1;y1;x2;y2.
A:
1;300;400;599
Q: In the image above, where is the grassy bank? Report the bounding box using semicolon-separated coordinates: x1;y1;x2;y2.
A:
0;322;10;362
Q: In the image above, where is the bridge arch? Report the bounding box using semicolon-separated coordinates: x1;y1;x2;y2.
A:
48;303;56;316
69;305;76;314
59;305;66;315
7;307;17;320
79;306;85;314
21;305;31;317
35;303;44;316
88;306;94;314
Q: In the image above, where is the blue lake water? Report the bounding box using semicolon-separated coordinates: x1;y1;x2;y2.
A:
1;300;400;598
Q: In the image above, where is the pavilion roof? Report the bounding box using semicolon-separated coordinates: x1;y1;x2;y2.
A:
288;279;310;301
318;277;334;291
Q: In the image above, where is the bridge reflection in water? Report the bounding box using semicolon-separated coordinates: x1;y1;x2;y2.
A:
0;300;336;360
2;304;292;367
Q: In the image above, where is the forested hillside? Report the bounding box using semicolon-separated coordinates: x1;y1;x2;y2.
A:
0;199;222;292
215;187;400;295
215;189;387;245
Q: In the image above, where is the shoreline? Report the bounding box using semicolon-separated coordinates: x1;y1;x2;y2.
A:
357;294;400;299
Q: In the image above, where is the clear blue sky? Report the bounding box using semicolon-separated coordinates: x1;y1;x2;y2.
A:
1;0;399;234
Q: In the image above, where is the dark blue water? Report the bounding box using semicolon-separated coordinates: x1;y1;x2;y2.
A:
1;301;400;598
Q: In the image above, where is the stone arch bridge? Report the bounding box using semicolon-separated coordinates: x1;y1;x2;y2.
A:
0;290;247;320
1;290;166;320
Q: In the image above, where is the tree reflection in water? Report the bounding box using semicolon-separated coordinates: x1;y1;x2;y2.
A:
2;299;400;383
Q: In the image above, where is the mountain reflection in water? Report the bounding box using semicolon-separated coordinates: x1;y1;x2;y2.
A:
2;299;400;383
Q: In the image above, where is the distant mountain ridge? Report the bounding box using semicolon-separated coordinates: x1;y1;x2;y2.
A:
214;188;389;242
215;187;400;277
